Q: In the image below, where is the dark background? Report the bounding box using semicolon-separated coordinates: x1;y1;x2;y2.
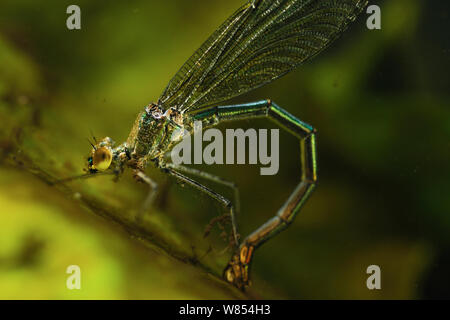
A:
0;0;449;299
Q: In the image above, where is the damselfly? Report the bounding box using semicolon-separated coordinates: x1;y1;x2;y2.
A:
62;0;367;289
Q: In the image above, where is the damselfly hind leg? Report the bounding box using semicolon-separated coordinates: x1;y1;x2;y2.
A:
164;164;240;248
192;100;317;290
165;163;240;247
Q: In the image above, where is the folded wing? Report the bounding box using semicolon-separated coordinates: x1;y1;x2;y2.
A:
158;0;368;113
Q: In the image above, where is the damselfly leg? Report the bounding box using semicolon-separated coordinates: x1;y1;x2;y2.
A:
191;99;317;289
134;170;159;222
164;163;240;246
164;165;240;248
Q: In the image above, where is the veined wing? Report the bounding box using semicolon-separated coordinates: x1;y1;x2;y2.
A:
158;0;367;113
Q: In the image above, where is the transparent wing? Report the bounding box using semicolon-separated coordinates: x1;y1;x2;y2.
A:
158;0;367;113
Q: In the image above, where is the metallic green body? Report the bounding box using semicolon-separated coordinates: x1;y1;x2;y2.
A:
104;99;317;289
79;0;367;290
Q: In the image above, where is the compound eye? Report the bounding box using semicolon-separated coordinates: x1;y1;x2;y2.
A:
92;147;112;171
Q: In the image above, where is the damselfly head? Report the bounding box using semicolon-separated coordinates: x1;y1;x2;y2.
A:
86;137;115;173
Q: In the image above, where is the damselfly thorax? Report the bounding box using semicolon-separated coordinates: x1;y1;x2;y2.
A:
125;104;185;169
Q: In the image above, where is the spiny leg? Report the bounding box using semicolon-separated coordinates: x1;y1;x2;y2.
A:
52;171;115;185
164;163;240;246
134;170;158;222
165;163;240;215
164;166;239;248
191;99;317;289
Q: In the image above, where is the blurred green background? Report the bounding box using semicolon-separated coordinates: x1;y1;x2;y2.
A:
0;0;449;299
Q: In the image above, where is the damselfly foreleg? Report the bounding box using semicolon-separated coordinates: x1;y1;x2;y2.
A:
134;170;158;222
191;99;317;289
164;166;240;247
164;163;240;246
